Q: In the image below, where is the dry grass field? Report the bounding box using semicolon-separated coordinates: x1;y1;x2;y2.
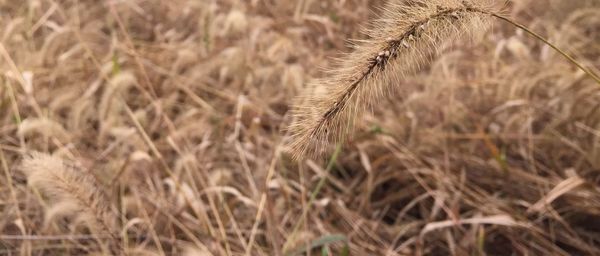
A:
1;0;600;255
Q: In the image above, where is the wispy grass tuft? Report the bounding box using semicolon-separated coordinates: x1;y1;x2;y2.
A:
21;153;121;254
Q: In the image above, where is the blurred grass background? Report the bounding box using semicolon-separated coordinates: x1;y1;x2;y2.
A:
1;0;600;255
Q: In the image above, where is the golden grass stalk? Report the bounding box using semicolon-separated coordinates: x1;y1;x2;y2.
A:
287;0;600;159
21;153;121;253
490;13;600;84
288;0;495;159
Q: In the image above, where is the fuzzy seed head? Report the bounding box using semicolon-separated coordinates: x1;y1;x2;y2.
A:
287;0;497;159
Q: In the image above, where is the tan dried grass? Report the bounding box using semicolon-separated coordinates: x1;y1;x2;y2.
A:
1;0;600;255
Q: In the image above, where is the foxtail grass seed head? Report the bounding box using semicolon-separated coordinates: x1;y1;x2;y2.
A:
21;153;121;252
287;0;496;159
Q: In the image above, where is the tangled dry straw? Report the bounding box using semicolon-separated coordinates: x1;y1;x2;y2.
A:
2;0;600;255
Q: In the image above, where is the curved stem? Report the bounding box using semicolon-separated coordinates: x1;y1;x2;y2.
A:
492;13;600;85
